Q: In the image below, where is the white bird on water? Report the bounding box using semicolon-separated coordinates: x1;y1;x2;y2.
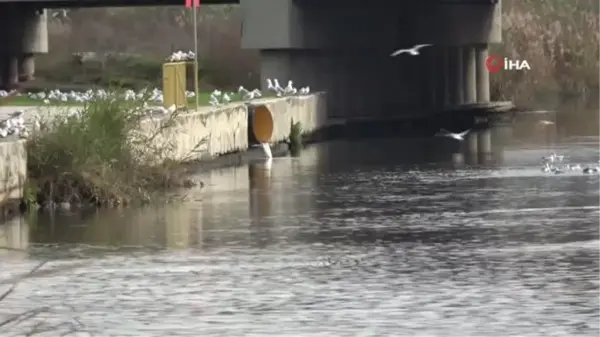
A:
390;44;433;57
539;120;555;125
542;153;564;163
435;128;471;141
541;162;565;174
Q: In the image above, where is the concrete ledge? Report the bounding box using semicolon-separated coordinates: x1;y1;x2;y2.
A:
0;93;327;212
143;93;327;162
0;140;26;215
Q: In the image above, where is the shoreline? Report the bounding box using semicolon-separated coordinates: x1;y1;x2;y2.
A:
0;98;525;221
0;93;329;218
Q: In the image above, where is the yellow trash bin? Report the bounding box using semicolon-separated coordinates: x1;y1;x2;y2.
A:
162;62;188;109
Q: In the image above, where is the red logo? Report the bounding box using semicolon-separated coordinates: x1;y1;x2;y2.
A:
485;55;503;73
185;0;200;8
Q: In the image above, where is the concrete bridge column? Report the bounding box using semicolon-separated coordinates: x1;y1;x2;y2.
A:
18;56;35;82
475;44;492;158
0;55;18;89
0;7;48;89
19;9;47;82
437;48;450;108
462;45;477;104
475;44;490;102
447;46;464;106
463;44;482;156
424;49;440;112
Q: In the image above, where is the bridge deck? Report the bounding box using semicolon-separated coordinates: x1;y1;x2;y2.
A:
0;0;237;7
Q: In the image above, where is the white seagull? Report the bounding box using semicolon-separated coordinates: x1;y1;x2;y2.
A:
390;44;433;57
542;153;564;163
541;163;552;173
435;128;471;141
539;120;555;125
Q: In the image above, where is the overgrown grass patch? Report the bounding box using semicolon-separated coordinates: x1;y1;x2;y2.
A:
25;92;196;209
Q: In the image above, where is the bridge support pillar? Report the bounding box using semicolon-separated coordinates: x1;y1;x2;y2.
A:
424;49;441;112
18;55;35;82
478;128;492;157
463;46;477;104
438;48;450;108
475;44;492;157
467;132;478;154
0;6;48;89
475;44;490;102
0;56;18;90
447;46;464;106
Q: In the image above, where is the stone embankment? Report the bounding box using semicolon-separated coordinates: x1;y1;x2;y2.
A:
0;93;327;206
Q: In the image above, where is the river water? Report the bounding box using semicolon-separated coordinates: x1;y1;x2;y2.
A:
0;137;598;337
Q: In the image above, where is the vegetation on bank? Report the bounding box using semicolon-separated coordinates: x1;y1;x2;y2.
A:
288;120;304;157
490;0;599;108
24;93;196;209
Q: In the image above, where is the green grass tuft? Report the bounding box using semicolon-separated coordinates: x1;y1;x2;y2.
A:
25;90;194;208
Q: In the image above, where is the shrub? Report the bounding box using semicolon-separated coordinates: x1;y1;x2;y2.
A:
25;91;191;208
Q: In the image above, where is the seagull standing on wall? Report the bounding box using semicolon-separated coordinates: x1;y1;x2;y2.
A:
390;44;433;57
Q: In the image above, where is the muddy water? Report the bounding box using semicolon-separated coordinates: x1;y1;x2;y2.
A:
0;138;598;337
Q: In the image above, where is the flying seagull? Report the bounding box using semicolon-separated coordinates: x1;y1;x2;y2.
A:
435;128;471;141
539;120;555;125
390;44;433;57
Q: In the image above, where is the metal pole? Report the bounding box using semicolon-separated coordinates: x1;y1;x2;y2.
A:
192;2;200;110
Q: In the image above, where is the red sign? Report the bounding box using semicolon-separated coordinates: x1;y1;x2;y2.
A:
185;0;200;8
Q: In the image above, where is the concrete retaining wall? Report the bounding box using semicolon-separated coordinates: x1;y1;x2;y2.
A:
0;93;327;207
143;93;327;162
0;140;26;203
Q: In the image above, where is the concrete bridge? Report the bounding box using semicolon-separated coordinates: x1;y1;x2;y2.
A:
0;0;502;121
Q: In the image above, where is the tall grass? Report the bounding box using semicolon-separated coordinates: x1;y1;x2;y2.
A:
26;93;191;208
491;0;599;108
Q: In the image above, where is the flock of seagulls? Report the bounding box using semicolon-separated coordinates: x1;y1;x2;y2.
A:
0;88;195;106
207;80;311;107
166;50;196;62
540;153;599;175
0;43;501;154
0;111;28;139
433;127;599;175
266;79;310;97
208;90;234;106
